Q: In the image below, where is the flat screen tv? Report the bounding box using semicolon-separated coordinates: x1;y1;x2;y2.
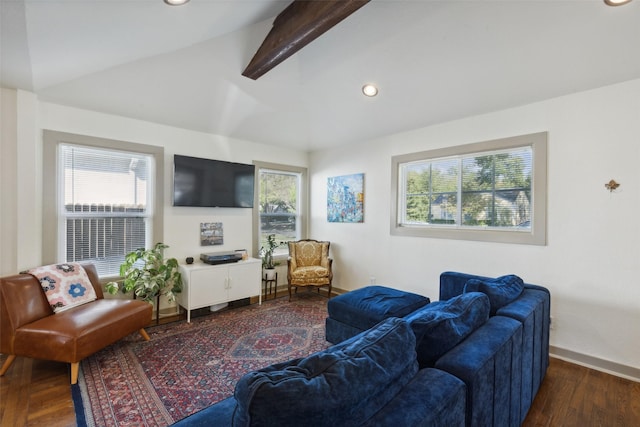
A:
173;155;255;208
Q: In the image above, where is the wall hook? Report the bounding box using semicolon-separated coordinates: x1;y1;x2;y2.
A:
605;179;620;192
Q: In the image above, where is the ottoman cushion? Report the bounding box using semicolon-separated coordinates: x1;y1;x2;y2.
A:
328;285;430;332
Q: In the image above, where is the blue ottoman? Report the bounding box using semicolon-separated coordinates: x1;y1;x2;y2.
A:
325;285;430;344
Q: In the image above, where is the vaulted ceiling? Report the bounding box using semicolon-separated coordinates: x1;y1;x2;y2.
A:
2;0;639;151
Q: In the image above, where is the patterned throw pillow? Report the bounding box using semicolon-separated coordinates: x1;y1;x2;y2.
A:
28;263;97;313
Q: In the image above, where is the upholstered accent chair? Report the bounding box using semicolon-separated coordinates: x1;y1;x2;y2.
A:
287;239;333;301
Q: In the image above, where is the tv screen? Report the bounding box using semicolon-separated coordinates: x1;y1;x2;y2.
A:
173;155;255;208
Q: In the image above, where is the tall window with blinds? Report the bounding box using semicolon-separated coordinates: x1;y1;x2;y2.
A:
59;144;154;276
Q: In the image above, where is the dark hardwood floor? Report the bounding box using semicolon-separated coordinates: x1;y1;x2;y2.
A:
523;358;640;426
0;356;76;427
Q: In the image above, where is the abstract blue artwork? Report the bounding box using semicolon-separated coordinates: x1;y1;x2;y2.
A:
327;173;364;223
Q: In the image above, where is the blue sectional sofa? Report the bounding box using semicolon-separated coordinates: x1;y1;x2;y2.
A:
172;272;550;427
172;316;467;427
438;271;551;424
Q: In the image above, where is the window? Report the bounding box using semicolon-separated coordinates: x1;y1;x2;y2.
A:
391;132;547;245
253;162;307;258
43;131;164;277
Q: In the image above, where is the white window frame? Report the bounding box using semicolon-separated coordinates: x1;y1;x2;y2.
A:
43;130;164;279
252;161;308;261
391;132;547;245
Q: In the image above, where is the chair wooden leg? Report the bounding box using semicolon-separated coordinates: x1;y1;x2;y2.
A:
288;283;292;301
70;362;80;384
0;354;16;376
139;328;151;341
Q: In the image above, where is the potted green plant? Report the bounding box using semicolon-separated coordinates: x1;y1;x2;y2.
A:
105;242;183;303
260;234;286;279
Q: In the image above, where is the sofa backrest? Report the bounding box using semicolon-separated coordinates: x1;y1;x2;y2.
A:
0;263;103;353
0;273;53;353
405;292;490;367
232;317;418;427
440;271;493;300
287;239;331;269
440;271;544;301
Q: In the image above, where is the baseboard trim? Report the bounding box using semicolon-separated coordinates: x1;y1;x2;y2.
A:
268;285;347;298
550;345;640;383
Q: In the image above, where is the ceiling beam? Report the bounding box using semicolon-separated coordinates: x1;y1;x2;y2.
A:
242;0;370;80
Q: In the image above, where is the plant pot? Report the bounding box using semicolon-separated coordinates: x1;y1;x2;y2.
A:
264;268;276;280
264;254;273;269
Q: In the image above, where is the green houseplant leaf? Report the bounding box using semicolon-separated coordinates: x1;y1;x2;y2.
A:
106;242;183;303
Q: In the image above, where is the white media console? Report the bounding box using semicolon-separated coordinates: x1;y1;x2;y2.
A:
177;257;262;322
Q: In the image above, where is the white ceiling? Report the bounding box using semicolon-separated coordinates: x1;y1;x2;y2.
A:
2;0;639;152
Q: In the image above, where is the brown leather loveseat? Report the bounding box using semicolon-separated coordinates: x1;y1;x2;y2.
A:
0;264;152;384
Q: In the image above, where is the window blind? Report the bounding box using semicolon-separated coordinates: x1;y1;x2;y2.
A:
60;144;153;276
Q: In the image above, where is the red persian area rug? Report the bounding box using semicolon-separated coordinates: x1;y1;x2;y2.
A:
73;293;331;427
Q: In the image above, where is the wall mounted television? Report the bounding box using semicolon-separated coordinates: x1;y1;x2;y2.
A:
173;155;255;208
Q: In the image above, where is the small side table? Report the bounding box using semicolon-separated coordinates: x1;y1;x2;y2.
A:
262;271;278;300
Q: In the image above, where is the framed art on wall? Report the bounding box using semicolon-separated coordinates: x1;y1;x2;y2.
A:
200;222;223;246
327;173;364;223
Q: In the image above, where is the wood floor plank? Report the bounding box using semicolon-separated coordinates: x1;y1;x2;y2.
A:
0;356;32;427
0;356;75;427
615;372;638;426
630;380;640;422
523;358;640;427
26;360;74;427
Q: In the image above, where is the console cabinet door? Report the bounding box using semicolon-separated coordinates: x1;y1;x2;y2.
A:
227;261;261;301
189;267;229;307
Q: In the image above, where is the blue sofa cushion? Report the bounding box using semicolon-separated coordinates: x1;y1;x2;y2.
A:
327;286;429;332
463;274;525;315
361;368;467;427
405;292;490;368
170;396;237;426
232;317;419;427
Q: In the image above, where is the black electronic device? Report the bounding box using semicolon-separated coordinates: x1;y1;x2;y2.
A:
173;154;255;208
200;251;243;265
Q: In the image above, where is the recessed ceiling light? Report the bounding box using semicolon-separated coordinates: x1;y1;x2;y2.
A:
604;0;633;6
164;0;190;5
362;84;378;97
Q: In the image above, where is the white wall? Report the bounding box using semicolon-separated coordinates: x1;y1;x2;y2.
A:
310;79;640;377
0;89;40;274
0;94;308;275
0;88;17;275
